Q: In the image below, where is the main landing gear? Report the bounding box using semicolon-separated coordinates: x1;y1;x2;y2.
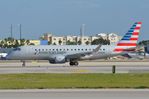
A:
69;60;79;66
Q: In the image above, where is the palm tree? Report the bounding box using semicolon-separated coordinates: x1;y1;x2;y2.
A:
20;39;26;46
53;42;56;45
85;41;90;45
77;40;81;45
0;40;4;48
58;40;62;45
48;41;52;45
91;37;110;45
13;40;20;48
26;40;30;45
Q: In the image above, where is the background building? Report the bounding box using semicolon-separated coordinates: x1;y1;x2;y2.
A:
108;33;122;44
41;33;121;45
29;40;40;45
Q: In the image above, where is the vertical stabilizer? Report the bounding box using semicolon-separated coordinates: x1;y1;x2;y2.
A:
114;22;142;53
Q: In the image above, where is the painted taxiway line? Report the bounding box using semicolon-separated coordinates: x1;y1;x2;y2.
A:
0;89;149;92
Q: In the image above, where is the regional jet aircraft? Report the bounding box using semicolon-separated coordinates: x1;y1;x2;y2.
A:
6;22;142;66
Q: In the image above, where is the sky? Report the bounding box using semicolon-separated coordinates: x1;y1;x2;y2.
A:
0;0;149;41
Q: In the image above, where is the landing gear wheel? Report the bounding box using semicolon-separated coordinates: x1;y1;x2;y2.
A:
69;62;73;66
69;61;79;66
74;61;79;66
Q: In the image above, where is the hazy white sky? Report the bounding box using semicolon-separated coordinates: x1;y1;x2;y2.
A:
0;0;148;41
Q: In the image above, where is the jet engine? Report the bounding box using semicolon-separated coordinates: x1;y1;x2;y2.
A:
49;55;66;64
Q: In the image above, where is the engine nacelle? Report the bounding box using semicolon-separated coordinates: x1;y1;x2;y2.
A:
49;55;66;64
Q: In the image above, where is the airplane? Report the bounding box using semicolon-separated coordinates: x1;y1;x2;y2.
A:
6;22;142;66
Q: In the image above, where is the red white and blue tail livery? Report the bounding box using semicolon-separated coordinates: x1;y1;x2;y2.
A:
114;22;142;53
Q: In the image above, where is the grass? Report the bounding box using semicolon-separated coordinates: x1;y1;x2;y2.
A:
0;73;149;89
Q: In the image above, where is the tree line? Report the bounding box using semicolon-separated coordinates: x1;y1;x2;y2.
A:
0;37;111;48
138;40;149;46
57;37;110;45
0;37;30;48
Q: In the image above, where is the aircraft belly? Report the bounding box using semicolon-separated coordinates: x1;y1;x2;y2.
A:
33;54;49;60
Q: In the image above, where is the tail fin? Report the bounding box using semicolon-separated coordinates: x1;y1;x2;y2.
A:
114;22;142;53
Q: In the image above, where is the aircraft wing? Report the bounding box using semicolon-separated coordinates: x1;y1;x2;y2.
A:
66;51;92;59
65;44;102;59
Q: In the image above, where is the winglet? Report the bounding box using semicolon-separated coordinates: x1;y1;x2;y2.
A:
93;44;102;53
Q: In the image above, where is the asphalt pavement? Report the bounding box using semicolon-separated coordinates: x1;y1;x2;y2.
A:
0;89;149;99
0;61;149;73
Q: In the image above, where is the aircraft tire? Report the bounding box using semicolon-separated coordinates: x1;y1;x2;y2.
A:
74;61;79;66
69;61;78;66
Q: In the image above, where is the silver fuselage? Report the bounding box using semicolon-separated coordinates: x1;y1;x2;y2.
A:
6;45;118;60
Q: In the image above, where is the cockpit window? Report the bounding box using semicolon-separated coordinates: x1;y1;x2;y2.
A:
13;47;21;51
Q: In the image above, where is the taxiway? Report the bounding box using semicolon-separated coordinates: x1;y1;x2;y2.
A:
0;61;149;73
0;89;149;99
